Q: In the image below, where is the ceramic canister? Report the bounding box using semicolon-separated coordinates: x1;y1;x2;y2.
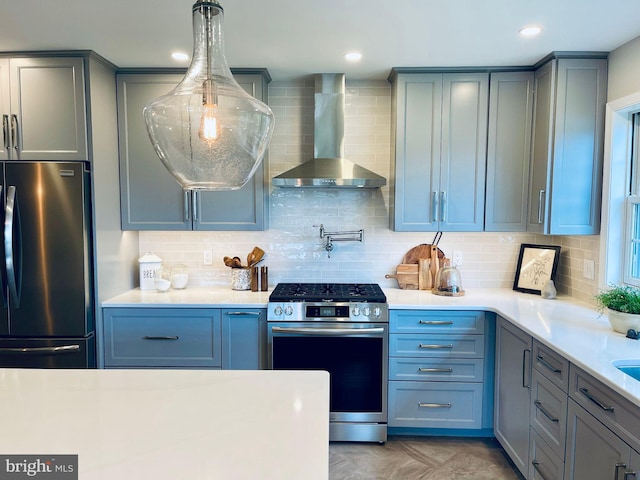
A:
138;252;162;291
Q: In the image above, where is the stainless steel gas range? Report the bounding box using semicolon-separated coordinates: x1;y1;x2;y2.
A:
267;283;389;443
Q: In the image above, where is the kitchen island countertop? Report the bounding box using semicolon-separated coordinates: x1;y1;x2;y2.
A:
103;286;640;409
0;368;329;479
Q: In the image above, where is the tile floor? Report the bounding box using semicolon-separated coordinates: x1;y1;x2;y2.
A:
329;436;524;479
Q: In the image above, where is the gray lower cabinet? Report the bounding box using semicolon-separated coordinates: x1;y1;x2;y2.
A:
527;56;607;235
117;70;270;231
389;71;488;232
221;308;267;370
388;310;491;431
0;56;87;161
494;316;532;477
103;307;266;369
565;365;640;480
485;71;533;232
528;341;570;480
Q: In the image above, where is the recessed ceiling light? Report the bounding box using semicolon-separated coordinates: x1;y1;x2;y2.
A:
519;25;542;37
171;51;190;61
344;51;362;62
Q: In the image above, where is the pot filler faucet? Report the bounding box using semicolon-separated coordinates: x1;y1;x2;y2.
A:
314;224;364;258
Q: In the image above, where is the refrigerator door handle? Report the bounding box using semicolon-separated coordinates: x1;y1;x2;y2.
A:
5;185;20;306
0;344;80;354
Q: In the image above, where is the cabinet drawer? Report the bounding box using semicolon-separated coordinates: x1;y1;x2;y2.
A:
390;310;485;334
570;365;640;452
390;334;484;358
531;368;567;455
388;381;483;429
104;308;221;367
529;427;564;480
534;340;569;392
389;357;484;382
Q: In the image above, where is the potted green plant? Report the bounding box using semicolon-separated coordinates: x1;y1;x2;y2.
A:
595;284;640;334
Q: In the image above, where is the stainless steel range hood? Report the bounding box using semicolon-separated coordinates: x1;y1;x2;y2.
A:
272;74;386;188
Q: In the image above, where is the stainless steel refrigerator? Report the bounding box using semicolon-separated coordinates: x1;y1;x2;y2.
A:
0;162;95;368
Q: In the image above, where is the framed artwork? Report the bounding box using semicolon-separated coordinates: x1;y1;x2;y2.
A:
513;244;561;294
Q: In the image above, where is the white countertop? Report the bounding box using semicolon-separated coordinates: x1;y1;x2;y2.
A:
103;286;640;408
0;369;329;480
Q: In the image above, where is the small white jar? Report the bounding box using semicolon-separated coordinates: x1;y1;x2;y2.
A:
138;253;162;291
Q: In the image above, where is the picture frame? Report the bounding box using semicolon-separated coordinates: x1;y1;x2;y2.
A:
513;243;561;295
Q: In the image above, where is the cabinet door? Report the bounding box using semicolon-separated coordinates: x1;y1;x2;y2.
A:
548;58;606;235
390;74;442;231
528;58;607;235
494;316;533;477
221;309;266;370
564;398;630;480
196;74;269;231
9;57;87;161
439;73;488;232
485;71;533;232
528;60;555;233
118;72;269;231
117;73;190;230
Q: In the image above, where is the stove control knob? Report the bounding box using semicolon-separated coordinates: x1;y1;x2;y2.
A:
274;305;283;316
352;306;360;317
284;305;294;316
373;307;382;317
362;306;371;317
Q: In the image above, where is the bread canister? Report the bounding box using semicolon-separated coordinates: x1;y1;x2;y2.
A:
138;252;162;291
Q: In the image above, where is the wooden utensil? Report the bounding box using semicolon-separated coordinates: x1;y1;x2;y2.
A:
248;246;265;267
418;258;432;290
429;245;439;285
385;264;419;290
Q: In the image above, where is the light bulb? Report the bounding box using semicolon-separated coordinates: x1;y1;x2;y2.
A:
143;0;275;191
199;104;218;142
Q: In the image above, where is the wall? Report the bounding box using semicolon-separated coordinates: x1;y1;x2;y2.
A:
139;78;600;303
607;35;640;102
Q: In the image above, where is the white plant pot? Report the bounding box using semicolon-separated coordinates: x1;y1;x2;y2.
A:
606;308;640;334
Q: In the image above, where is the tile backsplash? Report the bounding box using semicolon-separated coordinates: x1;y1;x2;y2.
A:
139;79;600;305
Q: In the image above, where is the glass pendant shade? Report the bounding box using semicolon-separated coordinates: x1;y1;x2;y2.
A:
144;0;275;190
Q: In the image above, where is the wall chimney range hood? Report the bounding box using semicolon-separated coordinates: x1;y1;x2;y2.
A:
272;74;386;188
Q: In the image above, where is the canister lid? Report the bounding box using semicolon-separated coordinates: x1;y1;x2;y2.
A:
138;252;162;263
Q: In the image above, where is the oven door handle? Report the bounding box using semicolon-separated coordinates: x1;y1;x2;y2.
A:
271;326;385;335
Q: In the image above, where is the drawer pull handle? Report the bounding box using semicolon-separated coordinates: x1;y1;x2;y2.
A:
531;460;550;480
419;367;453;373
419;320;454;325
226;311;260;316
418;402;451;408
534;400;559;423
536;354;562;374
624;470;637;479
419;344;453;349
143;336;180;341
579;387;615;412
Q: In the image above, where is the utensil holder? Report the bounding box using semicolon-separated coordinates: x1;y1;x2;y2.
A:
231;268;251;290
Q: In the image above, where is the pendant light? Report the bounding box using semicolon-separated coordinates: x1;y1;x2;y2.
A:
144;0;275;191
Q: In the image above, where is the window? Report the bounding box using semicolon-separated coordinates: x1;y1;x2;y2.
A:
624;114;640;286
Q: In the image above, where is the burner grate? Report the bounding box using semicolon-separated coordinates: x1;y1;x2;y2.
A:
269;283;386;303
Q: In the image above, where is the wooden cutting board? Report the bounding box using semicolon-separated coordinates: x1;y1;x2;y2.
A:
402;244;445;264
385;264;419;290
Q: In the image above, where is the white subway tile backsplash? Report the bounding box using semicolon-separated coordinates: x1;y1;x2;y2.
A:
139;78;600;304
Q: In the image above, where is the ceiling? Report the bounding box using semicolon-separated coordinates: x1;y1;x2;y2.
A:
2;0;640;81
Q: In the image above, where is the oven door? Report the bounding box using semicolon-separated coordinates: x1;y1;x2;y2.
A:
268;322;388;426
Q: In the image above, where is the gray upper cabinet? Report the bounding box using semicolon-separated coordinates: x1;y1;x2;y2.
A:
0;56;87;161
485;71;534;232
390;72;488;232
527;57;607;235
117;70;270;231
